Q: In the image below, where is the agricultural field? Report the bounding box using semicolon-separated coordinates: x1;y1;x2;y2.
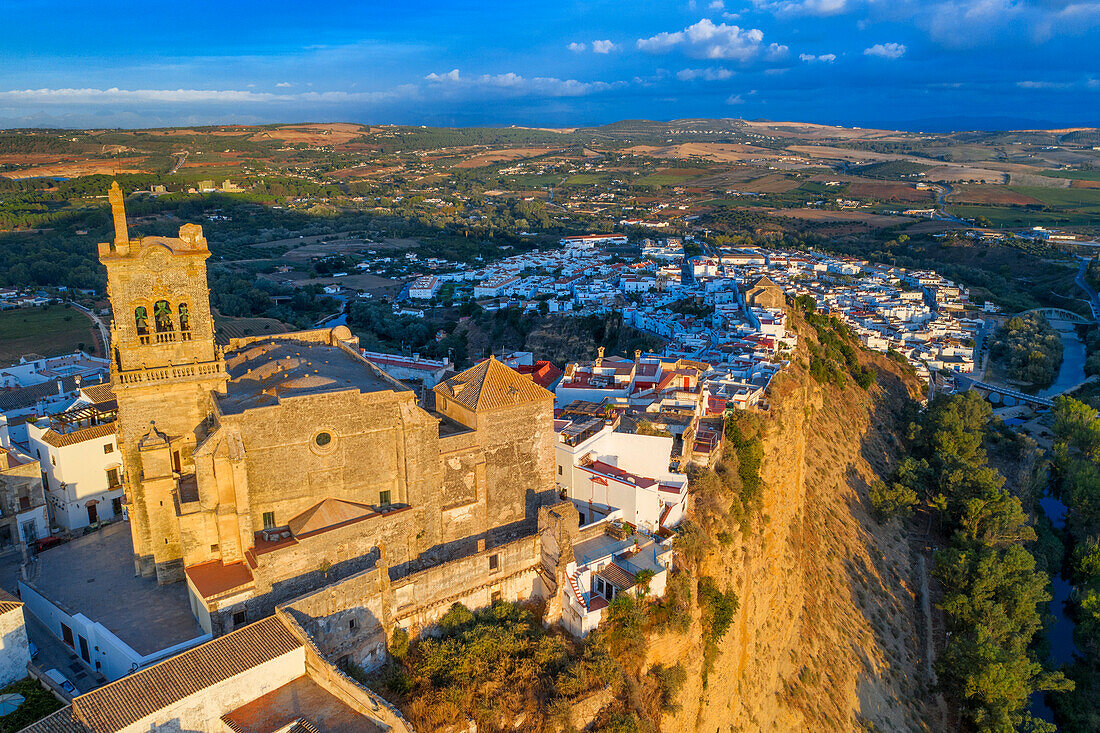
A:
948;185;1046;206
0;305;100;363
0;118;1096;310
1040;169;1100;182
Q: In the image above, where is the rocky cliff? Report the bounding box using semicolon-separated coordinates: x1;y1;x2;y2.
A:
646;339;938;731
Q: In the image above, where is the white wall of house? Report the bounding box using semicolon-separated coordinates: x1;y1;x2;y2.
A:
17;581;209;681
592;432;674;480
556;427;687;531
15;507;47;547
27;425;125;532
0;605;29;687
118;649;305;733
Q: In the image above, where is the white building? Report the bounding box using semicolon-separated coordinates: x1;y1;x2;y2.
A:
27;420;126;531
561;529;673;637
0;590;29;687
0;351;110;390
408;276;441;300
560;234;628;248
554;420;688;533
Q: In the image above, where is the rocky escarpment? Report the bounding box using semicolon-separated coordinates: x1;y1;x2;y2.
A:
647;348;937;731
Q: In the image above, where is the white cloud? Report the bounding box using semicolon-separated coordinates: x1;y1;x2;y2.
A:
568;42;587;52
275;81;292;88
863;42;907;59
636;19;769;62
677;67;735;80
0;86;413;105
765;42;789;61
425;68;462;82
422;69;622;97
1017;78;1100;91
591;39;618;53
1016;80;1072;90
749;0;850;17
709;0;726;9
726;93;746;104
799;53;837;62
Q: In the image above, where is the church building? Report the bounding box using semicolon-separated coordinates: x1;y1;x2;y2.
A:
100;182;557;635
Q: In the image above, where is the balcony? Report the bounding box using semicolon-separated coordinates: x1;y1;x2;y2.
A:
135;330;191;346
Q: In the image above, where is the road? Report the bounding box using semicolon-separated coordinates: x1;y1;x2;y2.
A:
168;151;188;175
71;302;110;355
1074;256;1100;321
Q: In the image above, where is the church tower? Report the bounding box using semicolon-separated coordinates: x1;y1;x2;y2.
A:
99;182;227;583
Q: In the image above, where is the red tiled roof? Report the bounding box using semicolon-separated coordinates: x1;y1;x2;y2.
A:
41;421;116;448
584;460;657;489
514;360;562;389
185;560;255;600
596;563;637;590
72;616;301;733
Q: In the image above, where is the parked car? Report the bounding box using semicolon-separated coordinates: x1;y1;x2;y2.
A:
43;668;75;694
34;536;63;552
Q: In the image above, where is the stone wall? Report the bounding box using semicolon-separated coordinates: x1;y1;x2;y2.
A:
476;401;557;543
280;610;414;733
281;502;581;674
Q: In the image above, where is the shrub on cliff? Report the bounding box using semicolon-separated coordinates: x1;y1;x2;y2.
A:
697;575;740;681
869;479;918;521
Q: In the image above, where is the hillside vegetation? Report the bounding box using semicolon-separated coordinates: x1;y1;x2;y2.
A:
990;313;1064;387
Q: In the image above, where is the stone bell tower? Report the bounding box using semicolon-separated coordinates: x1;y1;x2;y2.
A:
99;181;227;583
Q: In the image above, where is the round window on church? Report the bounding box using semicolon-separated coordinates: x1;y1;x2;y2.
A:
315;432;331;447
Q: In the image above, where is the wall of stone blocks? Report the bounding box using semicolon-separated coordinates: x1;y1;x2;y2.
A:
281;532;550;672
475;400;557;543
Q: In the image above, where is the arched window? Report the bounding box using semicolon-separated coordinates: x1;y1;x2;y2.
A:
178;303;191;333
153;300;173;333
134;306;149;335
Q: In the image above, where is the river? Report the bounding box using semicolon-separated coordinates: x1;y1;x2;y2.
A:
1032;324;1086;724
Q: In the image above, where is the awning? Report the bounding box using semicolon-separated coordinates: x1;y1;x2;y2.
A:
84;499;99;507
589;476;607;486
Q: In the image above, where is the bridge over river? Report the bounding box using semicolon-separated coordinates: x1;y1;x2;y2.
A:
955;374;1055;408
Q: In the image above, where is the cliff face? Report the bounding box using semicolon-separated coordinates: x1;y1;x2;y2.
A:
649;353;937;732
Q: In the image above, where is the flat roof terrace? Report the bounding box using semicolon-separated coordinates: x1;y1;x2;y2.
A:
27;521;205;657
219;337;406;414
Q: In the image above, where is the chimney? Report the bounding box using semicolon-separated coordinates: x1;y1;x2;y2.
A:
56;379;63;396
108;181;129;248
634;350;641;363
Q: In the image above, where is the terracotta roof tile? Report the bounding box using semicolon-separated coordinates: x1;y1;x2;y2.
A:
288;498;375;537
0;587;22;615
17;706;88;733
435;357;552;412
41;422;116;449
79;383;116;405
595;562;637;590
71;616;302;733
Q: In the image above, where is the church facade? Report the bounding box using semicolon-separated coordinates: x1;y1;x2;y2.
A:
100;183;558;635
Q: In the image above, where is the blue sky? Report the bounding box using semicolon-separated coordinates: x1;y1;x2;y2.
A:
1;0;1097;130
